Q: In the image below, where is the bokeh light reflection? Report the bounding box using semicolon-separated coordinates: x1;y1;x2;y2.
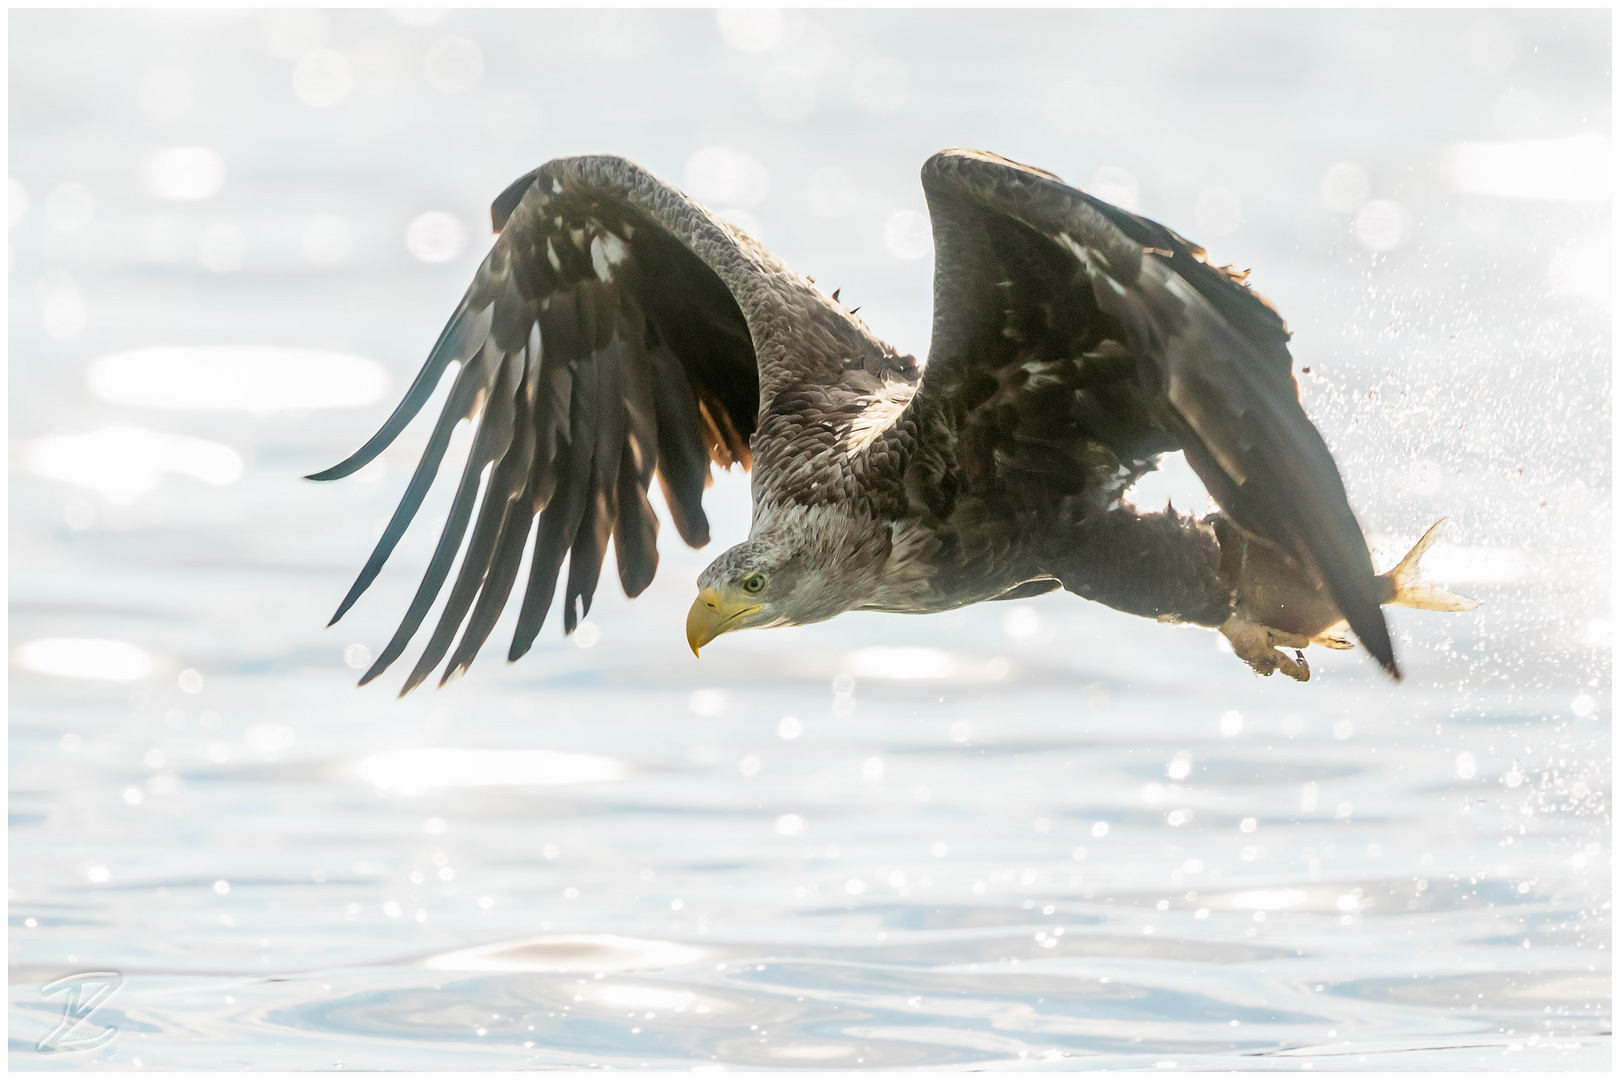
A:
17;638;153;681
717;9;783;54
356;748;627;795
143;147;225;201
292;48;353;108
405;210;466;264
88;346;390;412
1441;134;1612;203
29;425;243;503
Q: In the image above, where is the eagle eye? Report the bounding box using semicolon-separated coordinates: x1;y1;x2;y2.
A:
741;573;766;594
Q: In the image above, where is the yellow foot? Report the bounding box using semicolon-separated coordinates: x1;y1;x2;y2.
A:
1221;617;1312;682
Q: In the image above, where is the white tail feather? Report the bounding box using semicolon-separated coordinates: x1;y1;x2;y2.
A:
1384;518;1481;612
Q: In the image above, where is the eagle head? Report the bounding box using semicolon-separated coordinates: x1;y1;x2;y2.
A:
686;516;885;655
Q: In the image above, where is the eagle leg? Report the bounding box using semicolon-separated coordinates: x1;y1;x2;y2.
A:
1220;617;1311;682
1044;507;1233;627
1213;519;1355;681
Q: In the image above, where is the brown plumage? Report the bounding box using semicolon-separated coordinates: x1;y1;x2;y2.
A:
312;150;1472;694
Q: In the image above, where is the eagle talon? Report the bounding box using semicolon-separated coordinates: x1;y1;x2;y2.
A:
1221;617;1311;682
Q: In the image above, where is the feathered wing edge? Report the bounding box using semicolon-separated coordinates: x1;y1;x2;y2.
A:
1126;254;1395;676
309;160;759;694
920;150;1396;676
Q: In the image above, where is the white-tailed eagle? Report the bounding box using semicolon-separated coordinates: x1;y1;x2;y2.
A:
311;150;1475;694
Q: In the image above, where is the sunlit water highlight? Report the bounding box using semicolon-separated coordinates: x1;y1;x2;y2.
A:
15;638;154;682
845;646;960;681
29;426;242;504
1439;134;1612;203
87;347;390;412
356;748;628;795
422;935;708;974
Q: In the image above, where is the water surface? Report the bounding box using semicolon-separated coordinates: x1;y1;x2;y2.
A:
9;8;1610;1070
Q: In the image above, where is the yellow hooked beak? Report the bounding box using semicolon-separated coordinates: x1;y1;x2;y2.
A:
686;587;762;656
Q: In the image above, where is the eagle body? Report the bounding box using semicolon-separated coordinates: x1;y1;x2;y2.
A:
314;150;1474;693
749;373;1232;629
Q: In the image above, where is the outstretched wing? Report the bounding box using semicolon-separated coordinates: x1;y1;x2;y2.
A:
916;149;1395;675
311;155;806;694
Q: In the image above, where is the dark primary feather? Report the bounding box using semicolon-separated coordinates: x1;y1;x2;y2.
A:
914;149;1394;675
312;157;771;693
